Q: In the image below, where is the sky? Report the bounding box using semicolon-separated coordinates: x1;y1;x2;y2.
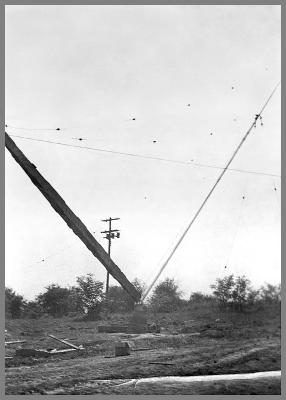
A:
5;5;281;301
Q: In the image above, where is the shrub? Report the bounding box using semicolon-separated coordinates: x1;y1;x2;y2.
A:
259;283;281;304
189;291;214;303
22;301;43;319
210;274;257;312
76;273;104;320
5;287;25;319
36;284;71;317
148;278;182;313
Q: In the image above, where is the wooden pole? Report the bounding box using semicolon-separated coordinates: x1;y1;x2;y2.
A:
5;133;141;302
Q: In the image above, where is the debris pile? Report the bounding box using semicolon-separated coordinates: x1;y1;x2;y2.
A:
5;332;84;359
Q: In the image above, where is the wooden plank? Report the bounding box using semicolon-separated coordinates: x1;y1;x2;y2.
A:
49;348;77;354
5;133;141;302
5;340;26;345
48;334;83;350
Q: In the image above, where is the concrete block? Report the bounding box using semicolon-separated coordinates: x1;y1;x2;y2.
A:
114;342;131;357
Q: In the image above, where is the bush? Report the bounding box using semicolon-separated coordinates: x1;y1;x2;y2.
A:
76;273;104;320
22;301;43;319
210;274;257;312
5;287;25;319
259;283;281;304
148;278;182;313
67;286;85;313
189;292;214;303
36;284;71;317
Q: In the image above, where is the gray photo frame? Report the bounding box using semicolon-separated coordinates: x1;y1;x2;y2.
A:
1;2;284;399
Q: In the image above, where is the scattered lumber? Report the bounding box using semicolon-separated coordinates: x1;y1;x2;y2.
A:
15;347;80;357
5;340;26;345
48;334;83;350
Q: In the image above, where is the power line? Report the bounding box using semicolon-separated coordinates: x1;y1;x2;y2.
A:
5;124;62;131
141;82;280;301
7;134;281;179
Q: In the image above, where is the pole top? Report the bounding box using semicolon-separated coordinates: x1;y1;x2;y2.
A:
101;217;120;222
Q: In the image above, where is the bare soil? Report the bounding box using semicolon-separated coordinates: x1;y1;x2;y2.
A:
5;305;281;395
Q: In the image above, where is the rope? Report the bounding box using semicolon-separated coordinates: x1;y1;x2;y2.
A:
141;82;280;301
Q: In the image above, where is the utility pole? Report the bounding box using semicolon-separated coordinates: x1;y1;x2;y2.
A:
5;132;141;303
101;217;120;295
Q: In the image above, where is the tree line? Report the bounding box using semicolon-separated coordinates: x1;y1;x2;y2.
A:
5;273;281;320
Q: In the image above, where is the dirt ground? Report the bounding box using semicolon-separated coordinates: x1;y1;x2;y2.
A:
5;306;281;395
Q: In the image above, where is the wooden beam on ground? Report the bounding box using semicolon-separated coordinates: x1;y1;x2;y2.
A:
5;133;141;302
48;334;83;350
49;348;78;354
5;340;26;345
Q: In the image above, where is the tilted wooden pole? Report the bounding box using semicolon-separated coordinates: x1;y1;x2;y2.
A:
5;132;141;302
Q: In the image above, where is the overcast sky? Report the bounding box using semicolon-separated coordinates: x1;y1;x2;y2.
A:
5;5;281;301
